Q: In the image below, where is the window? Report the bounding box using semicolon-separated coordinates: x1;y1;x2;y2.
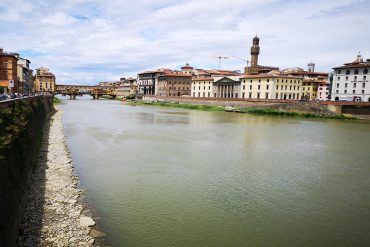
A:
345;83;348;88
362;90;365;93
258;85;261;90
209;86;210;90
364;69;368;74
353;90;355;93
250;80;253;83
354;83;356;88
266;85;269;90
336;90;339;93
265;93;269;99
337;69;341;74
363;83;366;88
346;70;350;75
354;69;359;74
203;86;205;90
257;92;260;99
243;85;245;90
198;86;200;90
337;77;340;81
250;85;252;90
242;92;245;98
276;86;278;90
336;83;339;87
344;90;347;94
249;92;252;98
345;76;348;81
193;92;195;97
203;92;205;97
267;79;270;82
354;76;357;81
198;92;200;97
364;76;367;80
276;93;278;99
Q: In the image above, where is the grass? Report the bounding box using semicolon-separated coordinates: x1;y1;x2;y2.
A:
133;101;225;111
235;107;351;119
52;97;61;104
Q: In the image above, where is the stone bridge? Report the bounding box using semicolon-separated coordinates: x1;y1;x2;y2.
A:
55;84;118;99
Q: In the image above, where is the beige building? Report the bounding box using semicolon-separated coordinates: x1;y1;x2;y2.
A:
284;64;328;100
240;74;303;100
35;67;56;92
191;78;213;97
157;73;192;97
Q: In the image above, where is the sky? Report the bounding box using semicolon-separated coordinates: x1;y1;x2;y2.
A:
0;0;369;85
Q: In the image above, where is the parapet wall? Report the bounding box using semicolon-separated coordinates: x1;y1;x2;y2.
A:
143;96;338;116
0;96;54;247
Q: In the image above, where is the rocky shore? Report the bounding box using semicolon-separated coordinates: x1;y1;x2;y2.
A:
17;106;103;247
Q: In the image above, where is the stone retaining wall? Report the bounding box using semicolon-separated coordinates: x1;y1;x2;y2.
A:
0;96;54;247
143;96;337;115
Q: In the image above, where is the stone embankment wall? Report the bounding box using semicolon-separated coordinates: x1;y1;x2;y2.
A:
143;96;338;115
0;96;54;247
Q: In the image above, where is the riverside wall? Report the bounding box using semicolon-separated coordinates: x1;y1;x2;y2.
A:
143;96;339;116
0;96;54;247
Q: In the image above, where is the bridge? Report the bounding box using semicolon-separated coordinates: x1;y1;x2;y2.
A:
55;84;118;99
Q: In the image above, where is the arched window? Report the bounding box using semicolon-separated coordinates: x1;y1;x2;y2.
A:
354;69;359;74
346;70;350;75
364;69;368;74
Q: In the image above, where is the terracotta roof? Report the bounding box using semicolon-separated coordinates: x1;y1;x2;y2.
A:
192;78;214;81
241;74;303;79
333;63;370;69
287;71;328;76
163;73;192;77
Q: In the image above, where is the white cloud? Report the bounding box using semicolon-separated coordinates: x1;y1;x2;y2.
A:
0;0;369;84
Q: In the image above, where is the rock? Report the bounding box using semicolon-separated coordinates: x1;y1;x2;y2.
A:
88;238;95;245
79;216;95;227
69;237;77;242
90;229;107;238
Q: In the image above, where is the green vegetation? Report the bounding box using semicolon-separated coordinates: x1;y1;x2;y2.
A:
235;107;350;119
135;101;225;111
53;97;61;104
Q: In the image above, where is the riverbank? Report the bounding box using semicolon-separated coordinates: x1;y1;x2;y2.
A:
128;100;353;119
16;105;103;246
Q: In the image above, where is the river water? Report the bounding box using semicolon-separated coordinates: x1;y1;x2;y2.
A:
61;96;370;247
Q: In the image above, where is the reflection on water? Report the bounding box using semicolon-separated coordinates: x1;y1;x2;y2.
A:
62;96;370;247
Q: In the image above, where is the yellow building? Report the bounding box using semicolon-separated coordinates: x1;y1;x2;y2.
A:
240;74;303;100
285;64;328;100
35;67;56;92
191;78;213;97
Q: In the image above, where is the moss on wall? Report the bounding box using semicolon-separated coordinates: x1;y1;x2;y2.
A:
0;96;54;247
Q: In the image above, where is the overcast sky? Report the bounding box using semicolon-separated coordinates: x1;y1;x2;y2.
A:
1;0;369;84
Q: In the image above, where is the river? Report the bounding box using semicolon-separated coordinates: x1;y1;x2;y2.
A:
61;96;370;247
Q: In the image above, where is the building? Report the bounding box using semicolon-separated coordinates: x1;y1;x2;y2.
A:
0;48;19;94
284;64;328;100
17;56;33;94
157;73;192;96
213;76;241;98
317;81;329;101
332;54;370;102
137;69;172;95
115;77;138;97
240;73;303;100
35;67;56;92
191;78;214;97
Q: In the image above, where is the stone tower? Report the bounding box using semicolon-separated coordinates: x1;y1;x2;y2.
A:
307;62;315;72
245;36;260;74
250;36;260;69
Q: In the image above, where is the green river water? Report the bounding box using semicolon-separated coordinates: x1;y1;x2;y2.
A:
61;97;370;247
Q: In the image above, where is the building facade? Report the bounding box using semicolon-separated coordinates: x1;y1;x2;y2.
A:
285;64;328;100
213;76;241;98
35;67;56;92
191;78;213;97
317;81;329;101
332;54;370;102
240;74;303;100
0;48;19;94
157;73;192;97
17;57;33;94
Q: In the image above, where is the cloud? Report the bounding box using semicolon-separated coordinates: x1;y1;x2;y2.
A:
0;0;369;84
